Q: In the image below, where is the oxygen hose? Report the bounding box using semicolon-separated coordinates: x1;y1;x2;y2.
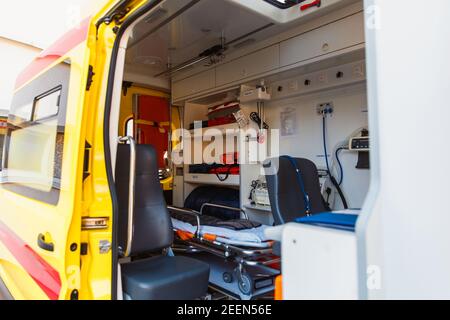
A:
322;115;349;209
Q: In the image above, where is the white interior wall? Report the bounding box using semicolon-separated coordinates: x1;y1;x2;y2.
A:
177;81;369;221
265;83;369;209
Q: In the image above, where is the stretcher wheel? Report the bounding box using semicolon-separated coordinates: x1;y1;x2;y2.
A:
223;272;233;283
237;273;253;296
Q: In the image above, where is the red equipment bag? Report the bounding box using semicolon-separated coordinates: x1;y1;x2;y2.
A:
222;152;239;165
209;152;240;181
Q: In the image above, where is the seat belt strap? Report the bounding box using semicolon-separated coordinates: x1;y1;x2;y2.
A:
281;156;311;216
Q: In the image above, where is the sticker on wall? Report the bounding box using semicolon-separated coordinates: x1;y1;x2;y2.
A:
280;107;298;137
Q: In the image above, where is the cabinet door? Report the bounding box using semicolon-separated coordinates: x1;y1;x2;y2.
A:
216;44;280;87
280;12;365;67
172;69;216;100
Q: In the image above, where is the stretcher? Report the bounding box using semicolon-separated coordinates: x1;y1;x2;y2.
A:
168;204;280;300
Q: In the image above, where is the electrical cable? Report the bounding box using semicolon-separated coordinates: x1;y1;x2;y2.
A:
322;116;331;174
335;147;345;185
330;175;349;209
329;127;367;186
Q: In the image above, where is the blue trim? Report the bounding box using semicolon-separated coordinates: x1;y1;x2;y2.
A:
296;213;358;232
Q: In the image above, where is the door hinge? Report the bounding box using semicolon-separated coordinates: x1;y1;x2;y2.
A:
122;81;133;96
86;65;95;91
83;141;92;180
95;0;132;34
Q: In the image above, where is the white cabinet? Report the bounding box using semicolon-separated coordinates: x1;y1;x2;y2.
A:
280;12;364;67
172;12;364;102
184;173;240;187
172;68;215;100
216;45;280;87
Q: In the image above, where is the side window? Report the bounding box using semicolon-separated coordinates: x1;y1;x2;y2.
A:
1;62;70;205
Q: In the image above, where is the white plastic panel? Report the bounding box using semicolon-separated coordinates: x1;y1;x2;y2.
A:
358;0;450;299
216;44;280;87
271;59;366;100
282;223;358;299
280;12;365;68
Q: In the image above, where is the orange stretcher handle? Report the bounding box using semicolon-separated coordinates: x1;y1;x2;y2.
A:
175;230;217;242
176;230;194;241
202;233;217;242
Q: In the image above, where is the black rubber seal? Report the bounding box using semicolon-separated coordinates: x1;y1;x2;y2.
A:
102;0;165;300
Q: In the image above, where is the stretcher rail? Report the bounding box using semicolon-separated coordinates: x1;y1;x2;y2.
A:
168;204;280;300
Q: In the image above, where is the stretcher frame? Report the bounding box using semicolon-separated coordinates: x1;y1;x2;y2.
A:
168;204;280;299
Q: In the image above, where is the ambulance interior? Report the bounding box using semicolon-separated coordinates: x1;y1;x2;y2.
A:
110;0;370;300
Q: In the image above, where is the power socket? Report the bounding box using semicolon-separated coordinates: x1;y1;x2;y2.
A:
288;80;299;92
317;102;334;116
353;63;364;77
317;72;328;84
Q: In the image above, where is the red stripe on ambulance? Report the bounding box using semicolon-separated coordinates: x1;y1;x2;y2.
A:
15;17;91;90
0;221;61;300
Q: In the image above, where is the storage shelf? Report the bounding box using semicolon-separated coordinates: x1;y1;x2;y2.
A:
244;203;272;213
186;123;240;139
184;173;240;186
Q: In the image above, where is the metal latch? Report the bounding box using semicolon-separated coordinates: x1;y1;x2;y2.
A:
82;217;109;230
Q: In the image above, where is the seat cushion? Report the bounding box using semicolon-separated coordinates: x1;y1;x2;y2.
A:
121;255;210;300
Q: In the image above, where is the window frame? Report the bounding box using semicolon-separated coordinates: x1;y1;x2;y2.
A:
31;85;62;122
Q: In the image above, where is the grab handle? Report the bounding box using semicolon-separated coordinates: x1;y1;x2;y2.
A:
37;233;54;252
118;136;136;257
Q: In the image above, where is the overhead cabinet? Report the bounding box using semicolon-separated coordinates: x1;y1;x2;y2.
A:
280;12;365;67
215;45;280;87
172;11;365;101
172;68;215;100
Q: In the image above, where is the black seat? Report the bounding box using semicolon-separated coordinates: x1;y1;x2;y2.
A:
116;144;209;300
264;156;330;225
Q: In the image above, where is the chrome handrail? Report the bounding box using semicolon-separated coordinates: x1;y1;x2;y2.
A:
199;203;248;220
118;136;136;257
167;206;201;237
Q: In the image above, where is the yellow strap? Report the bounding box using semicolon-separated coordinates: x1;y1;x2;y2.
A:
135;120;170;133
135;119;155;126
135;120;170;127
